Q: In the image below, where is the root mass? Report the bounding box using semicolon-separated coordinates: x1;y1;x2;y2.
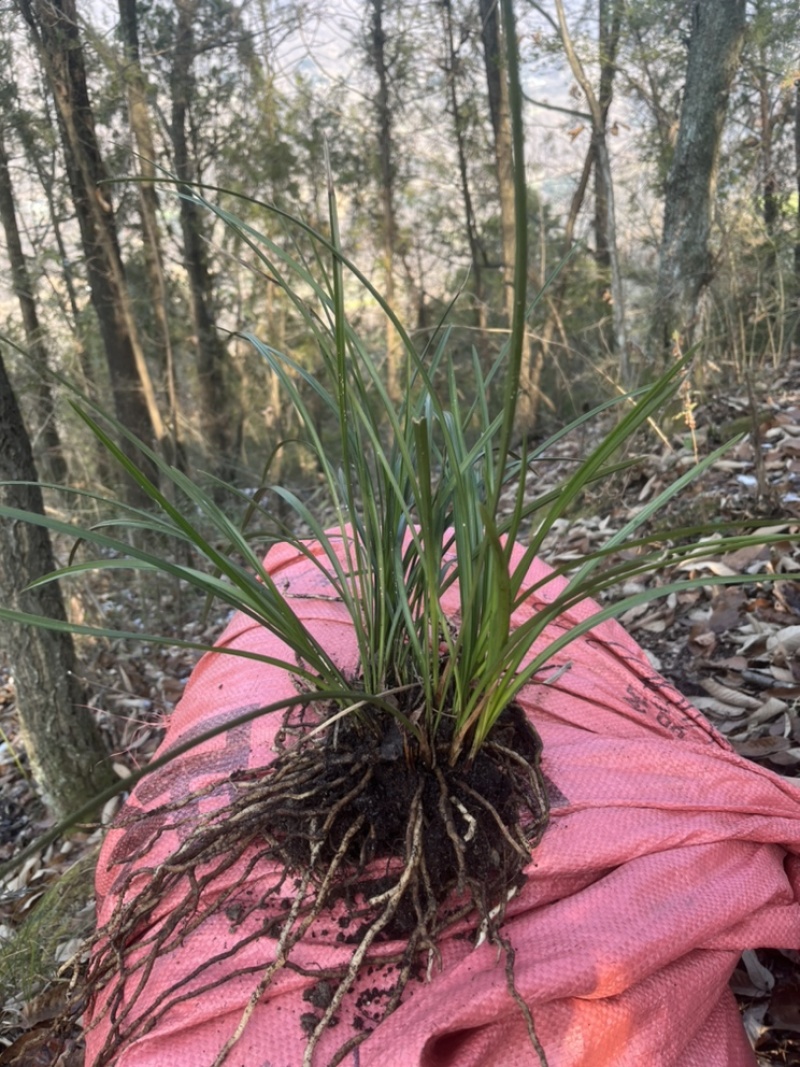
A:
83;697;550;1067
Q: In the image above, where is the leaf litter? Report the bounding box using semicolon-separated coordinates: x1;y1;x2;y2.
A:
4;362;800;1062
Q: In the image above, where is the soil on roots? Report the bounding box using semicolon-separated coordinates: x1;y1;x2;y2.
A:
274;700;549;939
81;696;551;1067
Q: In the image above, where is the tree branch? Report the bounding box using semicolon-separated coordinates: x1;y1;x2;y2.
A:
522;92;591;121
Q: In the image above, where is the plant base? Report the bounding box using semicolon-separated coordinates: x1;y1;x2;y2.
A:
82;699;550;1066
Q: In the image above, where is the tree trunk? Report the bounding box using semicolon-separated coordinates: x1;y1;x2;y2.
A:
16;0;165;498
758;65;777;265
441;0;486;335
593;0;623;281
15;78;84;330
0;350;115;818
479;0;516;329
0;122;67;485
12;84;114;485
795;78;800;340
118;0;182;468
170;0;239;475
368;0;401;403
654;0;746;355
552;0;628;377
481;0;544;430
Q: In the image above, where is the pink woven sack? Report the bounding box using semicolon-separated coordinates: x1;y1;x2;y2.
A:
86;535;800;1066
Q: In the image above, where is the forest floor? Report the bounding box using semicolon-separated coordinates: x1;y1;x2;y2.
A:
2;359;800;1064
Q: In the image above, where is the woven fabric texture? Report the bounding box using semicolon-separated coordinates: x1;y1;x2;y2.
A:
86;536;800;1066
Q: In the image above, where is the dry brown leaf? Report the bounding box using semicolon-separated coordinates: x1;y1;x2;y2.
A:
721;543;770;573
714;459;753;471
618;602;651;625
691;696;747;718
20;984;72;1027
731;736;791;758
708;588;746;633
676;558;739;577
688;627;716;658
768;974;800;1031
710;655;749;672
767;626;800;655
0;1024;82;1065
700;678;762;709
746;697;789;725
774;580;800;614
765;748;800;766
736;628;771;655
767;669;797;685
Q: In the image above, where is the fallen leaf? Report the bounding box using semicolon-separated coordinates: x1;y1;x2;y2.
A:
768;974;800;1031
688;626;716;658
742;950;776;993
700;678;762;709
691;696;747;719
708;588;746;633
731;736;791;758
768;626;800;654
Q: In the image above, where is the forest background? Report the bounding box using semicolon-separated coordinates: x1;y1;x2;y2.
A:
3;0;798;502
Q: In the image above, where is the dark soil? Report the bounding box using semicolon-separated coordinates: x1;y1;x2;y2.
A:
80;696;550;1067
272;699;548;939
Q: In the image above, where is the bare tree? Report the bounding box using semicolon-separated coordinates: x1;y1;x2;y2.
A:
479;0;516;328
440;0;487;334
593;0;624;284
367;0;402;402
544;0;629;376
795;78;800;339
0;120;67;485
117;0;182;467
16;0;165;497
0;350;115;817
169;0;240;473
654;0;746;354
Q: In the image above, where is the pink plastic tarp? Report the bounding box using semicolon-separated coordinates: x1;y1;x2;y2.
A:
86;535;800;1066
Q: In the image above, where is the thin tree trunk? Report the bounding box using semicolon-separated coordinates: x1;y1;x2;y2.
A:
15;82;84;330
758;70;777;263
593;0;623;281
479;0;516;328
118;0;182;467
17;0;165;498
480;0;543;431
551;0;628;377
170;0;239;473
16;98;114;485
524;139;595;432
0;123;67;485
0;351;114;817
441;0;486;335
794;79;800;340
368;0;401;402
654;0;746;355
12;65;118;487
566;141;594;251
